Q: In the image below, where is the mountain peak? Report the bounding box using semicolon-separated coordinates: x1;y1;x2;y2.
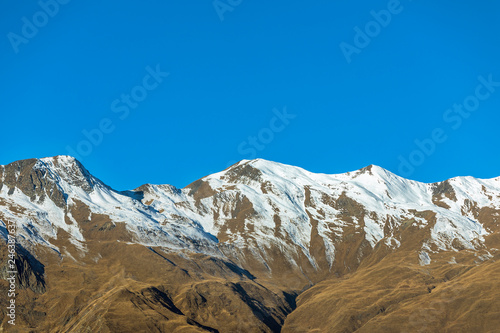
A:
40;155;79;164
1;155;82;171
352;164;398;179
34;155;100;191
37;155;82;170
359;164;381;173
0;155;102;208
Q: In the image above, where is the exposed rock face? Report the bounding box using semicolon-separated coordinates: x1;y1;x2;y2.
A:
0;243;45;293
1;156;500;332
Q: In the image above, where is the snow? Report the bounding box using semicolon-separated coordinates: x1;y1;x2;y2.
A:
419;251;431;266
363;215;384;247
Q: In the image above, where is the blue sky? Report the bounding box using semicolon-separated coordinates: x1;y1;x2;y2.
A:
1;0;500;190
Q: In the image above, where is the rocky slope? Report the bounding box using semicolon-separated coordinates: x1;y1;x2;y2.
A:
1;156;500;332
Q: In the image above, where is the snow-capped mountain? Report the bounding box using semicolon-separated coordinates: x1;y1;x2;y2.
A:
1;156;499;274
2;156;500;332
0;156;218;253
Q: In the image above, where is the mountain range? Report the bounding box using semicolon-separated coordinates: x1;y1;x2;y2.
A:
1;156;500;332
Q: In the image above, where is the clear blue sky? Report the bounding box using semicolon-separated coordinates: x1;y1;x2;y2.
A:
1;0;500;190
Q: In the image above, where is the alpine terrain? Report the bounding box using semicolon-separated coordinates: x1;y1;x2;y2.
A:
1;156;500;332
